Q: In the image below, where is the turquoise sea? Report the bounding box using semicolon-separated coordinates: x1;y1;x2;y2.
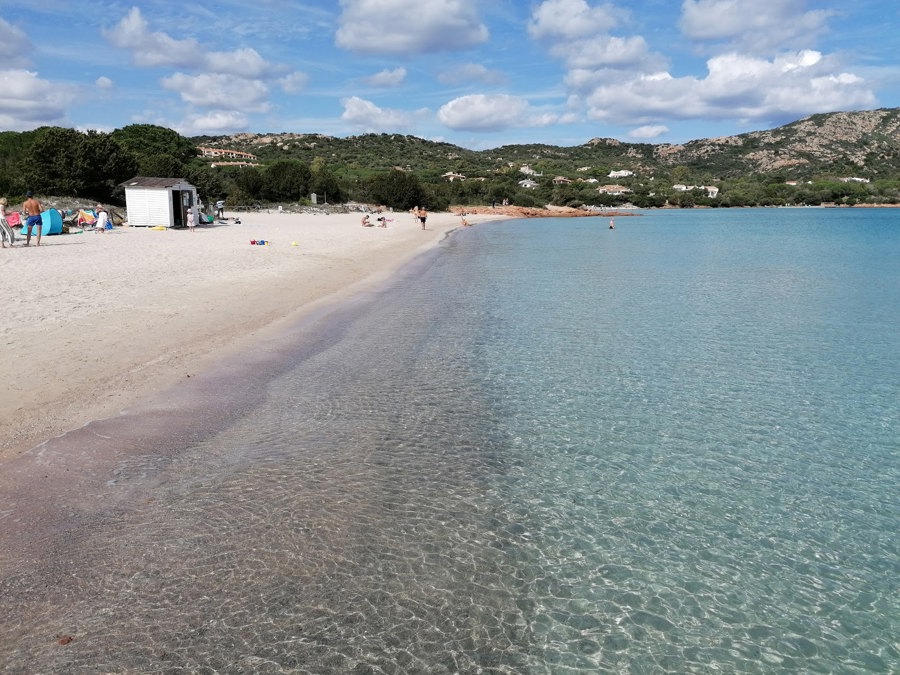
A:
1;208;898;673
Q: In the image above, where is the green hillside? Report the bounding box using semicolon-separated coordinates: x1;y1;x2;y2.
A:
3;109;900;209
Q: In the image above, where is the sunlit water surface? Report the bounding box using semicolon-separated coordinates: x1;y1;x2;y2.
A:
1;208;898;673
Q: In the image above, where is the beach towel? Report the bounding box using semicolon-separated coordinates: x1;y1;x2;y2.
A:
4;211;20;227
77;210;97;227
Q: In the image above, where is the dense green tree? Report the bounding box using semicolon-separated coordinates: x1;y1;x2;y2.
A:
511;191;542;207
309;165;346;203
139;154;184;178
111;124;196;176
186;165;226;210
16;127;136;202
369;169;426;210
76;130;139;202
18;127;84;195
262;160;311;201
0;130;41;195
235;166;264;199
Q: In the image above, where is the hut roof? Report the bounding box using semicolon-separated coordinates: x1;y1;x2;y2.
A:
120;176;191;189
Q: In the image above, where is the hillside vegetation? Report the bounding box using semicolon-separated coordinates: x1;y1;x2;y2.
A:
3;108;900;210
193;108;900;208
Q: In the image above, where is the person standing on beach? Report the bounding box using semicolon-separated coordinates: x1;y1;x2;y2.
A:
0;197;15;248
95;205;109;233
418;207;427;230
23;191;43;246
187;208;195;232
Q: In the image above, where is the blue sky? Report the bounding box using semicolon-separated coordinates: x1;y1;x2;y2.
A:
1;0;898;149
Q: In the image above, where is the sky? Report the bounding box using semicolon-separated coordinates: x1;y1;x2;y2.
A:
1;0;899;149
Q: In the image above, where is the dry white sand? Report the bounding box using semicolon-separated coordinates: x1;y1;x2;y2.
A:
0;209;503;460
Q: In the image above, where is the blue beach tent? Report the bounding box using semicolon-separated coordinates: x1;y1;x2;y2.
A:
22;210;63;236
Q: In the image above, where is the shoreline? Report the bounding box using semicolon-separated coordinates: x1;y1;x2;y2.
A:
0;209;509;462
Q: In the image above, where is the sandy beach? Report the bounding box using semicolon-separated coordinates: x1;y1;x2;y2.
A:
0;208;505;462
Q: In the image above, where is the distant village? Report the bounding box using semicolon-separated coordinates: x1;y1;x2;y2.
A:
443;164;871;197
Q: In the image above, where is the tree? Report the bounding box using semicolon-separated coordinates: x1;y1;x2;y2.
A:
140;154;185;178
111;124;196;176
309;159;346;203
186;165;225;210
18;127;84;195
17;127;136;202
235;166;264;199
0;130;40;195
262;160;311;201
76;130;139;202
369;170;426;210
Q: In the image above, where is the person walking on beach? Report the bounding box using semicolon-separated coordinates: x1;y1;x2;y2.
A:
23;191;43;247
418;207;427;230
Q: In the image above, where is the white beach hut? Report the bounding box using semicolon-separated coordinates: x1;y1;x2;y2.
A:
120;176;198;228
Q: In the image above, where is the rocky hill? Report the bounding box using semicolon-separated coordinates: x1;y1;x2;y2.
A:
648;108;900;178
193;108;900;182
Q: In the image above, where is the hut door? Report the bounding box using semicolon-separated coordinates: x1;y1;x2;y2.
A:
173;190;193;227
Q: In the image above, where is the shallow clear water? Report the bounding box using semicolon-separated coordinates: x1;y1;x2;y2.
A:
1;208;898;673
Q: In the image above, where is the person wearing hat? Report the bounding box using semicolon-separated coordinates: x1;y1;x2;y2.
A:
95;204;109;233
22;191;44;246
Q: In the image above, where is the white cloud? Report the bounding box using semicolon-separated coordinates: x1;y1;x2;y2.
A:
0;18;29;67
104;7;204;69
205;48;273;79
161;73;270;113
340;96;422;131
629;124;669;139
679;0;834;54
528;0;620;41
105;7;295;79
525;0;872;136
177;110;250;136
583;51;876;126
279;72;309;94
95;76;114;89
528;1;666;83
101;6;306;132
335;0;488;55
437;94;531;132
364;67;407;87
437;63;506;86
0;69;73;130
555;35;662;71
